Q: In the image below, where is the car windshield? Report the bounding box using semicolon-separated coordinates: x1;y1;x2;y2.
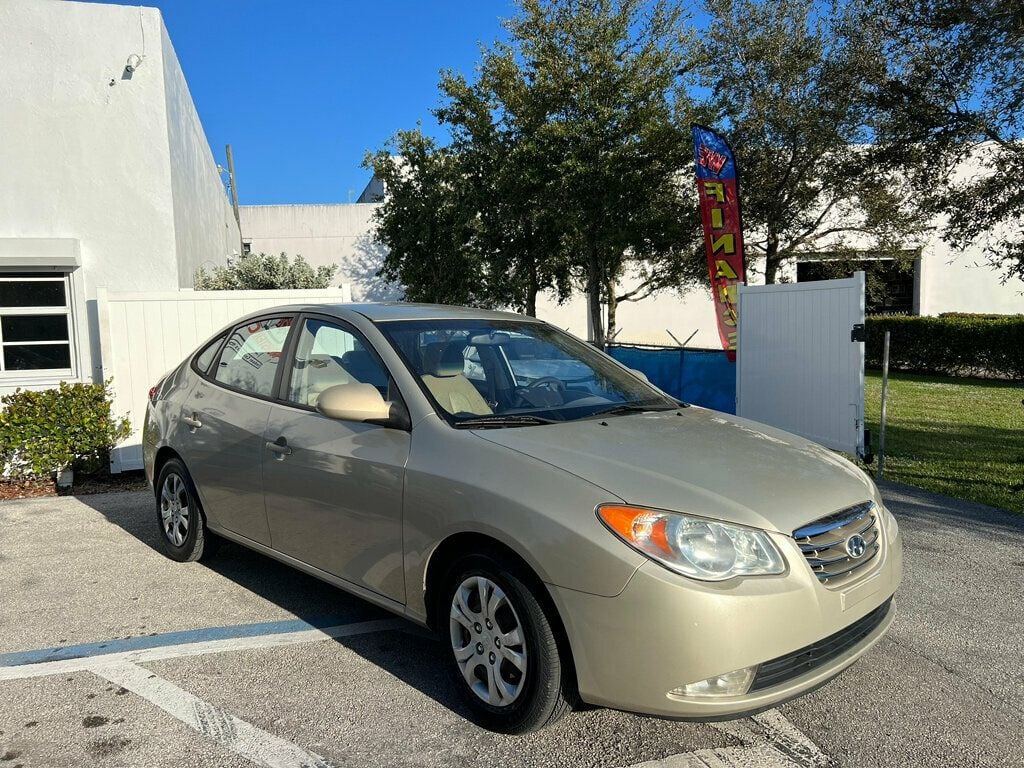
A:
378;319;678;425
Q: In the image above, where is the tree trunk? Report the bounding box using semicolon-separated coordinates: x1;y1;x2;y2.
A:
587;246;605;349
764;231;781;284
604;277;618;346
525;253;538;318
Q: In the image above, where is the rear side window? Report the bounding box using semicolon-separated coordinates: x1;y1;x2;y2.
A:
214;317;293;397
193;334;225;374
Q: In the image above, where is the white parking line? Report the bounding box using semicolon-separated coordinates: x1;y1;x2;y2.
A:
94;661;336;768
1;616;830;768
0;618;404;681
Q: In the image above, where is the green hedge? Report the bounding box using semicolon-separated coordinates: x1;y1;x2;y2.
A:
866;315;1024;380
0;381;131;480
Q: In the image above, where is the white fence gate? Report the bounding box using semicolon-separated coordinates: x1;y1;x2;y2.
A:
736;272;866;456
98;287;351;472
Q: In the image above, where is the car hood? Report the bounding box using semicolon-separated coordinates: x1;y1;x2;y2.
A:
472;408;876;534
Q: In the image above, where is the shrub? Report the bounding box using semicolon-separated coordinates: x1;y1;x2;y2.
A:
194;252;337;290
0;381;131;480
866;314;1024;380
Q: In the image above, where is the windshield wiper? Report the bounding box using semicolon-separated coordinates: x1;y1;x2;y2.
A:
587;402;681;418
454;414;556;429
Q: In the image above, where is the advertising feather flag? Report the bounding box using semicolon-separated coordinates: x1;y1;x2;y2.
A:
692;125;746;361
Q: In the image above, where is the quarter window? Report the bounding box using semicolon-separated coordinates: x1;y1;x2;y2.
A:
0;273;73;374
194;334;226;374
214;317;292;397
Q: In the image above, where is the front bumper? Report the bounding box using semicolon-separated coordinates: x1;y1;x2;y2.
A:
549;506;903;719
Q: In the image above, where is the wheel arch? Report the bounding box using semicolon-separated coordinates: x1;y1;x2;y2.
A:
152;447;212;526
422;531;580;700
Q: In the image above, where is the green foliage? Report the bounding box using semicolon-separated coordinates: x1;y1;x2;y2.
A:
0;381;131;479
366;0;704;346
194;252;337;290
697;0;931;284
866;0;1024;283
866;315;1024;380
864;371;1024;513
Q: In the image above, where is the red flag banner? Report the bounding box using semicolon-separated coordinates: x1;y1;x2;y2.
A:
692;125;746;361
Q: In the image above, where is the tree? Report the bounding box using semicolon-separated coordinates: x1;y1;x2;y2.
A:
367;0;705;347
867;0;1024;282
696;0;931;283
194;252;337;290
366;132;492;307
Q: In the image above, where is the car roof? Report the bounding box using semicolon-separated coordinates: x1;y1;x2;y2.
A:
236;302;541;324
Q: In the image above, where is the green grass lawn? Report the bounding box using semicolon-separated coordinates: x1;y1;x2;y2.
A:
864;371;1024;513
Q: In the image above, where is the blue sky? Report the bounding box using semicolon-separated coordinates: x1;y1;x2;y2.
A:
104;1;517;204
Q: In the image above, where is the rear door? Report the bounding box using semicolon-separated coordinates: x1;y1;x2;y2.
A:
180;315;295;545
261;315;410;602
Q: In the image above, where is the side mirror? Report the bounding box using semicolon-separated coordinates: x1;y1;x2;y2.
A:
630;368;650;383
316;383;405;428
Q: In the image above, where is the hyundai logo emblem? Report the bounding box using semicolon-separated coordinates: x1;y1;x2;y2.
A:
845;534;867;559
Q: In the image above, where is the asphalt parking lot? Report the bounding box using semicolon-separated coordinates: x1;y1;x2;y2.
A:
1;481;1022;768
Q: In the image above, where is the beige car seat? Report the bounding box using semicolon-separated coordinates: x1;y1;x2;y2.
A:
420;342;492;416
293;354;353;407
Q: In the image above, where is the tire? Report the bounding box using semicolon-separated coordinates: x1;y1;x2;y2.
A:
154;458;218;563
442;553;571;733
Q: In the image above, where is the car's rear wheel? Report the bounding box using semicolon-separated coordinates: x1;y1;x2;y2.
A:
155;458;217;562
443;554;570;733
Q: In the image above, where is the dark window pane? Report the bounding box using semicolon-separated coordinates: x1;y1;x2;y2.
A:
1;314;69;342
4;343;71;370
194;334;226;374
0;280;66;308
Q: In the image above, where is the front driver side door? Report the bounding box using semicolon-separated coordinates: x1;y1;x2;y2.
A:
261;315;410;603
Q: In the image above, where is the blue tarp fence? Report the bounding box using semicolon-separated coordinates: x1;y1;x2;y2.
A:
607;345;736;413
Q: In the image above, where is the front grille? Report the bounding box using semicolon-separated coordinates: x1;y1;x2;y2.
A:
792;501;881;588
749;597;892;692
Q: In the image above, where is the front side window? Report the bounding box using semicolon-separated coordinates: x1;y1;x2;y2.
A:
0;272;73;374
287;318;390;407
214;317;292;397
379;319;677;425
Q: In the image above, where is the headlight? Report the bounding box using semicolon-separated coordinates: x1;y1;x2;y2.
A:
598;505;786;581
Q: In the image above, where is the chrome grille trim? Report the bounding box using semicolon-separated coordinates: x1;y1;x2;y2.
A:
792;501;882;588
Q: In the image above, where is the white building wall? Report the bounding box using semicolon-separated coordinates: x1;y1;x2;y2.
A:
160;22;241;287
0;0;180;296
240;204;396;300
0;0;237;395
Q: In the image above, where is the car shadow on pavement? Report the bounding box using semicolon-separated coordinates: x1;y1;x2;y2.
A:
77;490;475;721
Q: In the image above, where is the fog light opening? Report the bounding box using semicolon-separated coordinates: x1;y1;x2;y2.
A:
668;666;757;699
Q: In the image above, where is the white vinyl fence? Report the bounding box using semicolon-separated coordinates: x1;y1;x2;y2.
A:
98;287;352;472
736;272;866;456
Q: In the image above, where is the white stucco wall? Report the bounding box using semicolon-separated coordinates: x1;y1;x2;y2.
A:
0;0;238;393
0;0;179;297
240;204;395;300
160;22;240;287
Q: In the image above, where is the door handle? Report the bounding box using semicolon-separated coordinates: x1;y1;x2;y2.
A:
266;438;292;458
183;413;203;430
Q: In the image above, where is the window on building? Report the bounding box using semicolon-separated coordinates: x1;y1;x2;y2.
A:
0;272;74;374
796;256;917;315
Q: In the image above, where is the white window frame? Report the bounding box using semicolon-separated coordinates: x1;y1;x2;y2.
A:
0;272;77;379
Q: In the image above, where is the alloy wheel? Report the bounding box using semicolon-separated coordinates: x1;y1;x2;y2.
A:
449;575;528;707
159;472;191;547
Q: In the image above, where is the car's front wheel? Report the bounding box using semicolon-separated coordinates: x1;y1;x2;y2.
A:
443;554;570;733
155;458;217;562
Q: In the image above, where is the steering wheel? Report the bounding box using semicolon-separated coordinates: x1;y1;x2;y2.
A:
513;376;566;409
526;376;566;392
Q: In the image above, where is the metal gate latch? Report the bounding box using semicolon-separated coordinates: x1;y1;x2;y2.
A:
850;323;866;342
